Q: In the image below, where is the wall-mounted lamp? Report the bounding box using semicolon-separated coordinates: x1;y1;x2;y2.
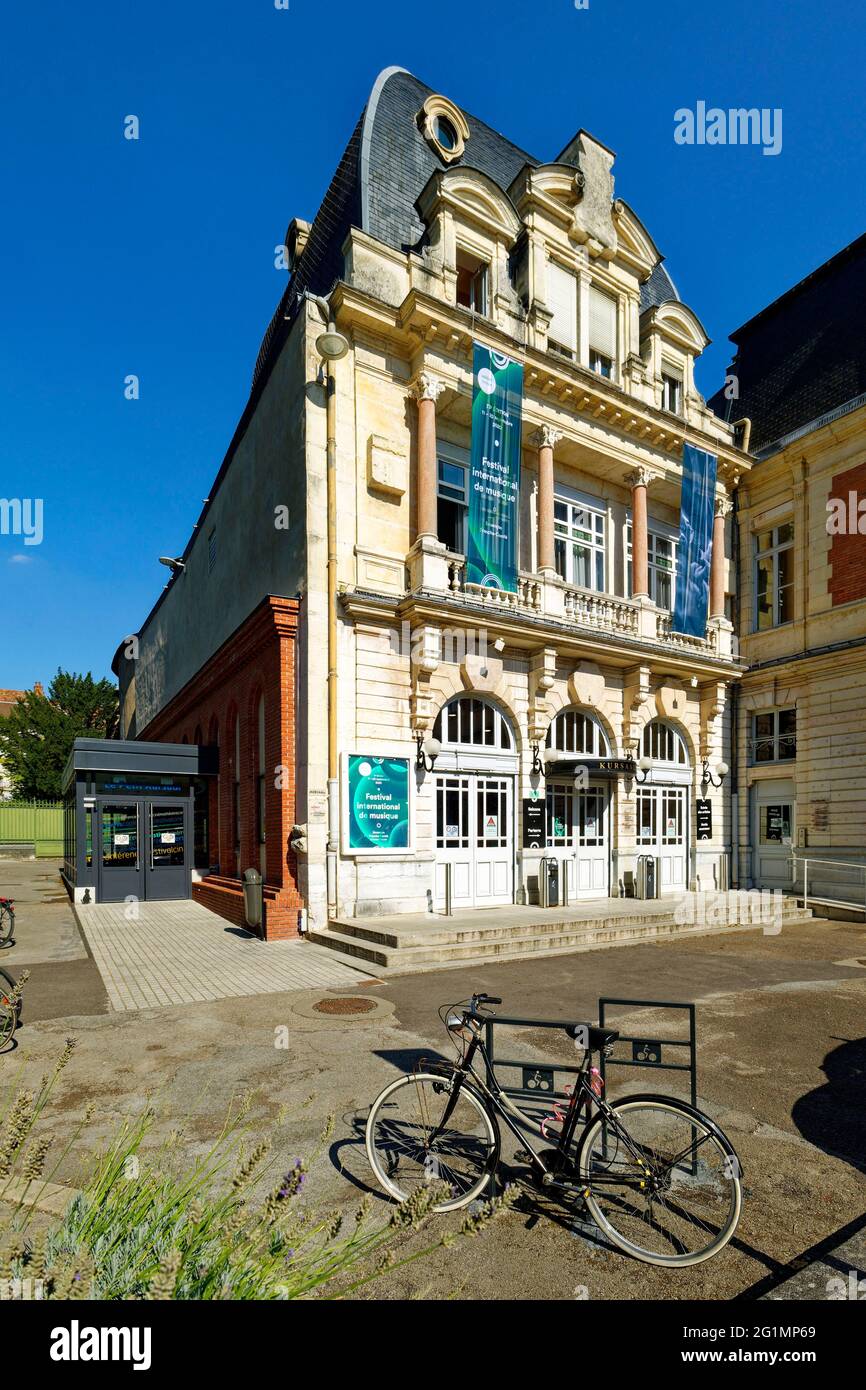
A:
416;733;441;773
158;555;186;574
540;746;563;777
633;754;652;784
701;759;729;789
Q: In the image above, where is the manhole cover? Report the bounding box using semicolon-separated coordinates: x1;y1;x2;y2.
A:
312;996;376;1016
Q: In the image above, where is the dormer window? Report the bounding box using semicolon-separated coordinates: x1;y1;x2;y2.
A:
661;369;683;414
456;249;488;315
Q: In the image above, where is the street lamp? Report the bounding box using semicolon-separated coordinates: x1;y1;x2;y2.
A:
701;759;729;789
158;556;185;573
634;753;652;784
416;733;441;773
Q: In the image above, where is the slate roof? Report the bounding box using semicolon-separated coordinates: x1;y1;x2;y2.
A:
252;66;682;393
709;232;866;453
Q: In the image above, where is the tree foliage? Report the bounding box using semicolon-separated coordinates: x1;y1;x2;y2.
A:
0;670;119;800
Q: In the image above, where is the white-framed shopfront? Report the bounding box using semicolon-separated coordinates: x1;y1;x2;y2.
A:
428;696;694;908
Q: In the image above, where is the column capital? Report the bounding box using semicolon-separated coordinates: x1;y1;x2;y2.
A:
530;425;564;451
624;466;656;490
410;371;446;404
714;495;734;518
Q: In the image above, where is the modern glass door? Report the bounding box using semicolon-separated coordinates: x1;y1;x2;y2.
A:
144;801;190;901
97;802;142;903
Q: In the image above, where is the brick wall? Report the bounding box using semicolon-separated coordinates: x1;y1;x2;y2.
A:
141;596;302;940
828;460;866;606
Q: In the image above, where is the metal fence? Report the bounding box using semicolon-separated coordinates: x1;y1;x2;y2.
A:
0;800;64;857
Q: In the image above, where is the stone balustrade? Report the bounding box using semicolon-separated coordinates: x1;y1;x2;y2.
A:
434;551;732;659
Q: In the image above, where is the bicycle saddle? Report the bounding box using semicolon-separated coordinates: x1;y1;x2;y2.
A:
565;1024;619;1050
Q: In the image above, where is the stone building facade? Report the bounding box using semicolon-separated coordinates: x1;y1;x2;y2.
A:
713;233;866;905
115;68;752;935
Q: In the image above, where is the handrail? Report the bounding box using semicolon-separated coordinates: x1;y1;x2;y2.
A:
789;852;866;916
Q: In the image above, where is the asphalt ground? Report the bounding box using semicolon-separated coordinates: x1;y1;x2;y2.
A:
1;858;864;1301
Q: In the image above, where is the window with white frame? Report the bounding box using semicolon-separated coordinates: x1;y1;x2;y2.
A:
626;523;678;610
437;449;468;553
661;368;683;415
554;494;606;591
588;285;616;378
456;248;489;315
547;261;577;359
642;719;688;766
749;708;796;764
545;709;610;757
755;522;794;629
433;696;514;750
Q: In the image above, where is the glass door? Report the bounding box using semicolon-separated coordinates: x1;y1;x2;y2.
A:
98;803;142;904
144;801;190;901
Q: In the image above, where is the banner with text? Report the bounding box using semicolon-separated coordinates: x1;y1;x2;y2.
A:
346;755;410;851
672;442;718;637
466;343;523;591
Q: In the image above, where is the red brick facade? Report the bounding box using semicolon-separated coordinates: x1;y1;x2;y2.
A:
141;596;302;940
829;460;866;606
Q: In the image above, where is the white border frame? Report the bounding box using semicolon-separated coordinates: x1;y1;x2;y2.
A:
341;750;415;858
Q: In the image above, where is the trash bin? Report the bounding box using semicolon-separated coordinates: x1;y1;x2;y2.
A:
540;855;559;908
242;868;263;930
636;854;658;900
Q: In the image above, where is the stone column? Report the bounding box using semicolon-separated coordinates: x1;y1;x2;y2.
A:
530;425;562;576
411;372;446;543
710;497;732;618
626;467;653;599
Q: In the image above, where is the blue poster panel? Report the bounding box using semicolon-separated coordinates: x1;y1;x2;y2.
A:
347;755;410;851
672;443;718;637
466;343;523;591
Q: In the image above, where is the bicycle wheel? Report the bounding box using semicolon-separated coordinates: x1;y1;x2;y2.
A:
0;969;19;1051
365;1071;499;1212
0;905;13;948
577;1096;742;1267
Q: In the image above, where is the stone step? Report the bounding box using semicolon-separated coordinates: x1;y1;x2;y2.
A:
308;912;820;977
329;900;809;951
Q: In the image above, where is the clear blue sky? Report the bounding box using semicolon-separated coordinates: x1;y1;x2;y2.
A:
2;0;864;691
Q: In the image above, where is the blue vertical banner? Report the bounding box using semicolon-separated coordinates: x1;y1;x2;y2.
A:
466;344;523;591
672;443;718;636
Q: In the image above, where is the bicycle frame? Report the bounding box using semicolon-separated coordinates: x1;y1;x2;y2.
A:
425;1022;655;1196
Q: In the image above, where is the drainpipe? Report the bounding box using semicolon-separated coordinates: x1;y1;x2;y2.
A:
731;417;752;454
305;292;349;920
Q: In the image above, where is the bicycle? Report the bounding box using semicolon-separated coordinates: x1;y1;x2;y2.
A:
0;967;23;1051
365;993;743;1267
0;897;14;949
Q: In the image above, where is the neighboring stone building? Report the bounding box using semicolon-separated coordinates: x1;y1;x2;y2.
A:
115;68;752;939
712;232;866;905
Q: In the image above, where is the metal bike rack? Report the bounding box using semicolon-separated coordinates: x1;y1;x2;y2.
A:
483;997;698;1110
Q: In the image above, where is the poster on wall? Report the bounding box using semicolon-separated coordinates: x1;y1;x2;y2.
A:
345;755;411;852
466;343;523;591
672;442;718;637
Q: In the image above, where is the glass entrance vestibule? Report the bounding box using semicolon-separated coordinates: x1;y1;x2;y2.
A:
62;739;216;906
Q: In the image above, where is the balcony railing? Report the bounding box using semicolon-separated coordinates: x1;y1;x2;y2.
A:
438;553;727;659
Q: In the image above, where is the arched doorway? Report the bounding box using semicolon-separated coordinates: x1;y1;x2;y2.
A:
544;709;611;899
432;696;517;908
637;719;690;892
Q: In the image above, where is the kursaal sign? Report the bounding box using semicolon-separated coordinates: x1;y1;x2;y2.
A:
466;344;523;592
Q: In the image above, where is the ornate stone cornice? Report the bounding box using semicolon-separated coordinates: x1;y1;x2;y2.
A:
529;425;564;451
410;371;446;404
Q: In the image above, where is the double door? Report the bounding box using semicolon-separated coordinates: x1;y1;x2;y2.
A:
435;774;514;908
98;800;190;903
546;781;610;898
636;785;688;891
